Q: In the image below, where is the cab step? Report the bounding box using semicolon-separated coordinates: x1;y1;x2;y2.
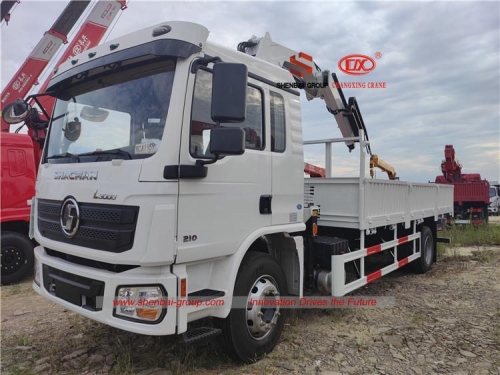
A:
182;327;221;346
188;289;225;301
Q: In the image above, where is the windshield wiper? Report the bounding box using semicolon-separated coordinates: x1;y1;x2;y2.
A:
78;148;132;160
47;152;80;162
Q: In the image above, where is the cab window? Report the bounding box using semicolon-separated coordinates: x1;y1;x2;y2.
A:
270;92;285;152
190;69;264;158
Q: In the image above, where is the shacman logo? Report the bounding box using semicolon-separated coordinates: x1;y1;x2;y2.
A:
338;53;379;76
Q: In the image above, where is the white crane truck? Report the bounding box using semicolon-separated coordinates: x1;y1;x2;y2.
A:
8;21;453;361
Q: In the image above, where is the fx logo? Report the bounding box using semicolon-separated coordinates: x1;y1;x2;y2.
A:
338;54;377;76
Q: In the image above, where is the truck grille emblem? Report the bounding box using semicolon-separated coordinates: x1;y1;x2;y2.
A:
60;197;80;238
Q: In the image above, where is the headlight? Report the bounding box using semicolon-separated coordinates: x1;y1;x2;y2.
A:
33;256;41;286
114;285;165;323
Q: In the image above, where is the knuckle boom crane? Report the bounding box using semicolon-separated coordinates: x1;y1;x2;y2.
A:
435;145;490;224
238;33;396;179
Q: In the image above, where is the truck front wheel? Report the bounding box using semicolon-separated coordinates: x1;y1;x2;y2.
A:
1;231;34;285
215;252;287;362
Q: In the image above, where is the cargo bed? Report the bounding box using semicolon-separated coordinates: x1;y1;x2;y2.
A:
304;178;453;230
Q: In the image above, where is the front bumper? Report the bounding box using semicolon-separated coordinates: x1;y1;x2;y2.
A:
33;246;177;335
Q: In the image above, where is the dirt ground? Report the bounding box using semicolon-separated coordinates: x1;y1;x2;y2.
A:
490;216;500;225
1;244;499;375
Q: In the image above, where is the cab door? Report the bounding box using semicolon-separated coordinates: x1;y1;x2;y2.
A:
269;91;304;226
176;66;272;266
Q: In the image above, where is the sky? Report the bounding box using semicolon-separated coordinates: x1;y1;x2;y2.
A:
1;0;499;183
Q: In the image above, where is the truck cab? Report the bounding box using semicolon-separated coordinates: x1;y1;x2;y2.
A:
489;183;500;215
32;21;304;350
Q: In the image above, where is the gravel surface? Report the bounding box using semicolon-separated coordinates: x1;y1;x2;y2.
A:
1;246;499;375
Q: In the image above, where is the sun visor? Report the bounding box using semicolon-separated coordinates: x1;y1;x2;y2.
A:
47;39;201;92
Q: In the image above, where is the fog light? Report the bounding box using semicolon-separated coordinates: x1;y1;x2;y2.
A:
33;256;40;286
115;286;165;322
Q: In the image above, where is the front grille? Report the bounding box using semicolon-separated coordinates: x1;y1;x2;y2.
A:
78;227;118;241
80;208;121;222
38;202;61;215
39;220;60;232
38;199;139;253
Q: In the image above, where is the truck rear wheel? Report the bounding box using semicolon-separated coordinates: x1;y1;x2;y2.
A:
1;231;34;285
410;225;433;274
215;252;287;363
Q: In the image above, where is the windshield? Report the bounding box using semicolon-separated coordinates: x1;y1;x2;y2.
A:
490;187;497;198
46;59;175;163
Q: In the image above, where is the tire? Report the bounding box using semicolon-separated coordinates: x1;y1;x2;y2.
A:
410;225;434;274
1;231;34;285
215;252;287;363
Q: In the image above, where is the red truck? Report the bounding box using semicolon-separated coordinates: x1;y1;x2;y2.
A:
1;131;37;284
1;98;52;284
435;145;490;224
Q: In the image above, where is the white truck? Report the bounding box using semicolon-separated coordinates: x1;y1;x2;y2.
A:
489;181;499;215
3;21;453;362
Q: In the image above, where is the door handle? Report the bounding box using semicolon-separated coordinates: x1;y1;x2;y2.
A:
260;195;272;214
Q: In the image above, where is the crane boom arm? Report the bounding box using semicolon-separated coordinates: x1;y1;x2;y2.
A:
238;33;366;152
440;144;462;183
33;0;127;116
1;0;92;132
237;33;405;180
370;154;397;180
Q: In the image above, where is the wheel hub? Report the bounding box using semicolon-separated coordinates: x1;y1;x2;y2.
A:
246;276;281;340
424;235;433;265
1;246;24;275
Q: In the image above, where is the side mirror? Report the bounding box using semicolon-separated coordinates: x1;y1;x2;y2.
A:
2;99;31;124
209;127;245;156
211;63;248;123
